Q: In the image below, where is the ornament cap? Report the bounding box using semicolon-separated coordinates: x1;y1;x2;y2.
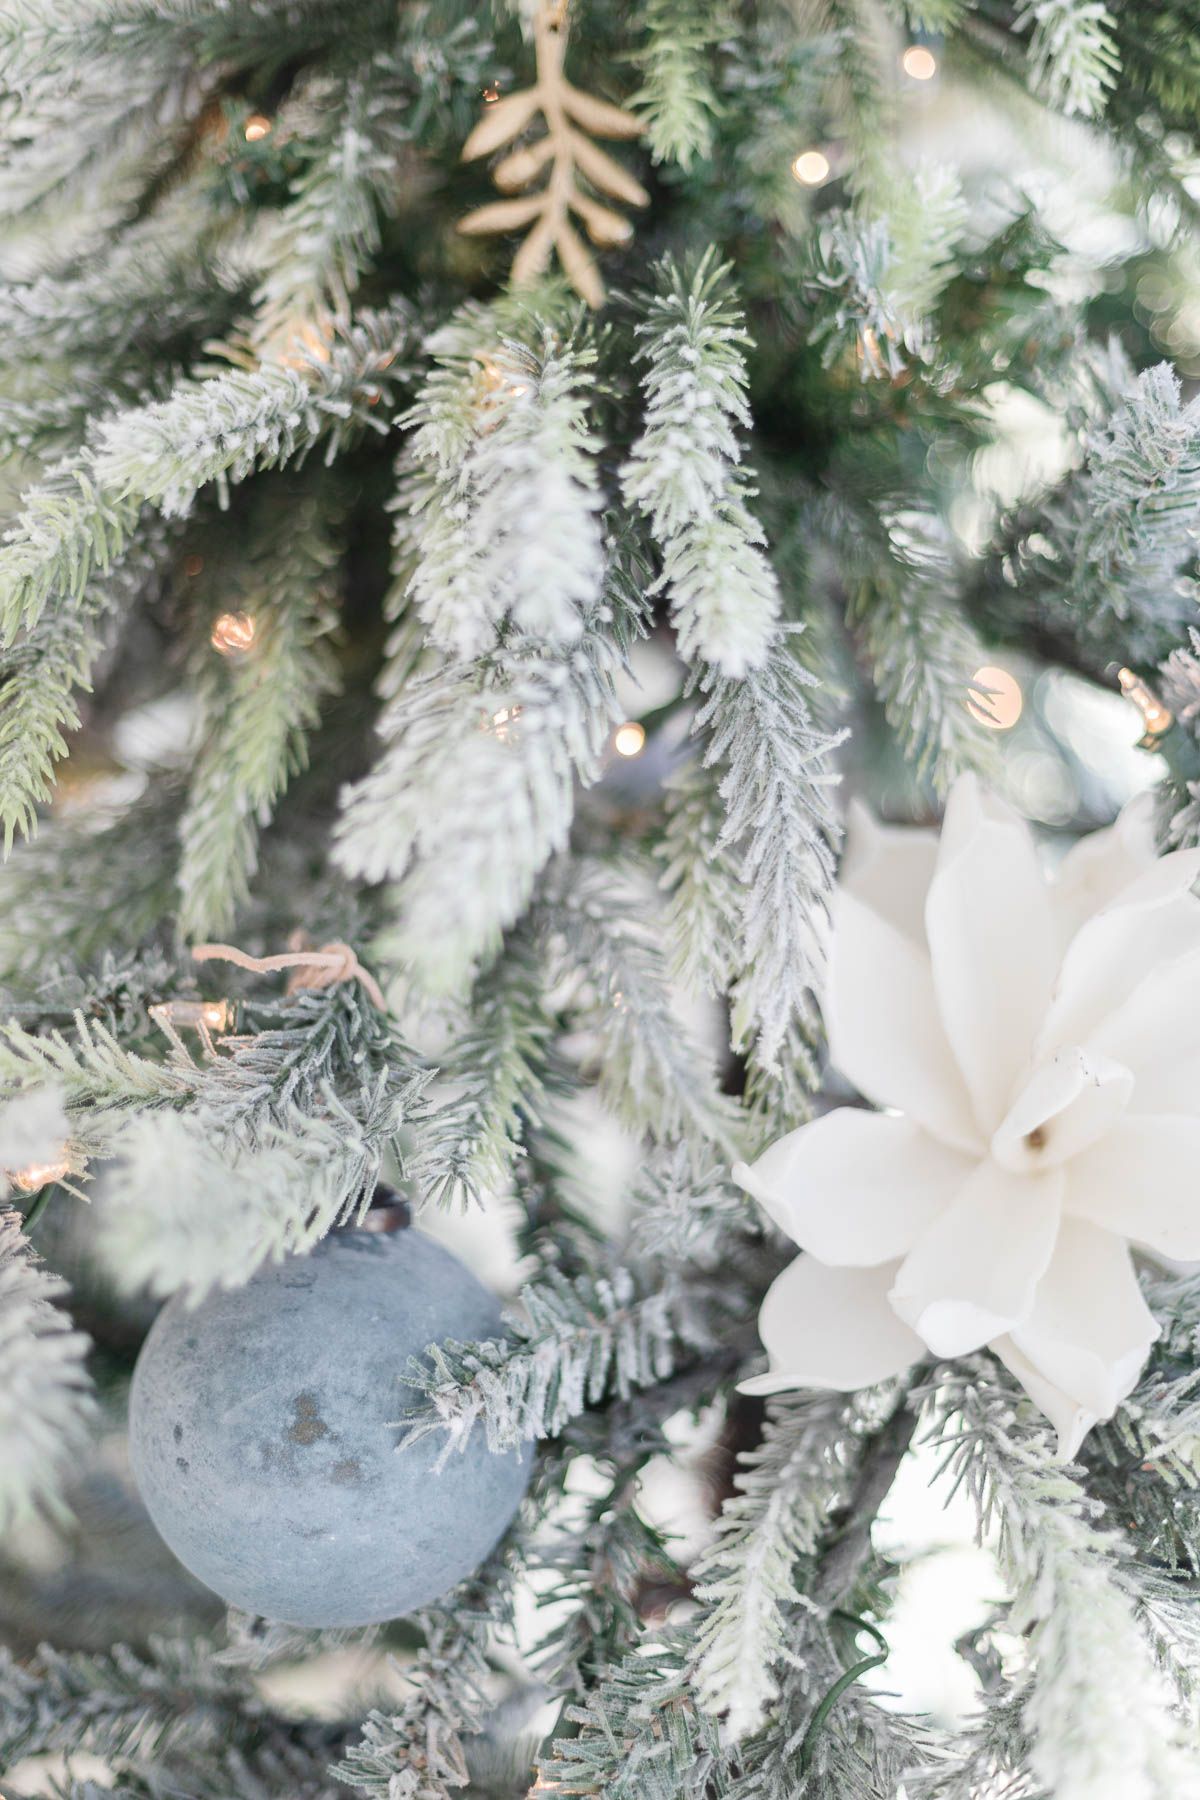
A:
354;1183;411;1234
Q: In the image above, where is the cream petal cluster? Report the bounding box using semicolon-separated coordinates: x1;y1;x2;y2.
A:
734;774;1200;1457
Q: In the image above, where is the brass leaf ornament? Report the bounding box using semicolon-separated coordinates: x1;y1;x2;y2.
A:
458;0;649;308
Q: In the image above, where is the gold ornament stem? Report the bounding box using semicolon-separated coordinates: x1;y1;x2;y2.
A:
528;3;575;284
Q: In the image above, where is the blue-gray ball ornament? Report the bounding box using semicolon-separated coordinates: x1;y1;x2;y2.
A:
128;1211;529;1626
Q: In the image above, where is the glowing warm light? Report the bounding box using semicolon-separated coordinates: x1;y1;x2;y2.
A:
1117;666;1173;745
8;1156;70;1194
901;45;938;80
487;704;524;743
148;996;233;1059
156;998;232;1031
476;357;530;410
275;318;334;368
244;114;272;142
613;721;646;757
183;554;205;578
482;82;501;103
791;149;831;186
211;611;257;654
966;665;1023;730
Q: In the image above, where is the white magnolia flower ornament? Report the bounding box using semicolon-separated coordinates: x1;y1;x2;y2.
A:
734;775;1200;1458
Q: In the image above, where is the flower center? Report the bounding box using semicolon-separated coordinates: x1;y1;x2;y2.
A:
990;1045;1134;1175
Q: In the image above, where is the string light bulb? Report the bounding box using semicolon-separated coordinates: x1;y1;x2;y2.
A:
613;721;646;757
486;704;523;743
148;998;233;1062
7;1155;71;1194
274;318;335;369
966;665;1023;730
211;612;257;655
791;149;831;186
1117;667;1174;747
475;355;532;427
244;114;272;142
901;44;938;80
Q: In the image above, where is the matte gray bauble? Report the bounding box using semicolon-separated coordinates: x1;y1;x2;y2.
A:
128;1223;529;1626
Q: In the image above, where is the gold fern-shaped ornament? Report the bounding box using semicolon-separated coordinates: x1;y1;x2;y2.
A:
457;0;649;308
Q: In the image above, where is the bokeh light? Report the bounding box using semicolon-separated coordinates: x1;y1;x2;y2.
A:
901;45;938;80
211;612;257;655
791;149;831;186
966;665;1023;730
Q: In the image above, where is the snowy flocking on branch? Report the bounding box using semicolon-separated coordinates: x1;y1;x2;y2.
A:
0;1205;94;1530
5;0;1200;1796
622;250;780;677
395;305;606;656
663;642;844;1078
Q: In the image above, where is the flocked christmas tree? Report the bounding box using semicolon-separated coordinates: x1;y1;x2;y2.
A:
8;0;1200;1796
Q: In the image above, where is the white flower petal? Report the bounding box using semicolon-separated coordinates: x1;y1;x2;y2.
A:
827;887;980;1153
732;1109;973;1266
841;799;939;946
990;1046;1133;1174
1039;848;1200;1058
1008;1217;1158;1420
1050;794;1156;948
925;774;1059;1135
740;1255;924;1395
890;1161;1063;1356
1085;943;1200;1113
992;1335;1097;1461
1066;1115;1200;1258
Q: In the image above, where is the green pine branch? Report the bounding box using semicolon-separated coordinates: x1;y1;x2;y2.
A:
338;611;636;996
0;1209;95;1530
176;496;342;939
0;525;171;851
415;927;559;1210
688;636;843;1076
631;0;725;169
690;1393;855;1739
396;305;606;656
623;251;780;678
334;1590;502;1800
923;1363;1199;1799
537;854;740;1155
399;1261;729;1459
